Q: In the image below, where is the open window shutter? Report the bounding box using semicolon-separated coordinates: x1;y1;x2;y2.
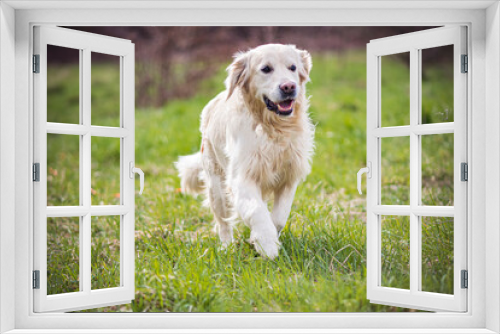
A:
366;26;467;312
33;26;136;312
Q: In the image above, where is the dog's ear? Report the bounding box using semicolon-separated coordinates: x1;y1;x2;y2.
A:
225;51;250;100
298;49;312;83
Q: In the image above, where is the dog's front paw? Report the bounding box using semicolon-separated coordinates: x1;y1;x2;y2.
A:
218;223;234;248
274;221;286;237
250;227;280;260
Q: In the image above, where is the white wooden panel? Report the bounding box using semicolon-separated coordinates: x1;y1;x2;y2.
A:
46;205;129;217
452;25;468;312
82;47;92;297
372;205;454;217
33;26;48;312
372;123;454;138
46;206;88;217
33;26;135;313
366;25;467;312
366;43;380;302
368;26;465;56
413;123;455;135
90;126;129;138
412;206;455;217
409;46;419;297
46;123;129;137
121;44;136;294
372;205;411;215
91;205;130;216
372;126;411;138
40;26;132;57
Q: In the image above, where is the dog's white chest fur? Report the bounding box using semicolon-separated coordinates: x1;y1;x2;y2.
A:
242;123;311;194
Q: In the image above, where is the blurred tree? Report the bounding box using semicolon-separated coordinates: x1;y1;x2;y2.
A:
60;26;439;107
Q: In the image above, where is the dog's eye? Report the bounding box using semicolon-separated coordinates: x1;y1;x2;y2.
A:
290;64;297;72
261;66;273;74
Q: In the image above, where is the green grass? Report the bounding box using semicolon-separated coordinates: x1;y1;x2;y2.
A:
45;50;454;312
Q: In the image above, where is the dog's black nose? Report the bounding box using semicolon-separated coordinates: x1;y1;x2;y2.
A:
279;82;296;95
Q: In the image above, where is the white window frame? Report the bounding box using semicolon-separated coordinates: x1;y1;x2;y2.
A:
1;1;499;333
366;26;468;312
33;26;136;313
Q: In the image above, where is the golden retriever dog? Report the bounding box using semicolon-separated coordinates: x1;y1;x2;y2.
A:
175;44;314;259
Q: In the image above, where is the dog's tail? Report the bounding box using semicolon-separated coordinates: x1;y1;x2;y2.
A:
175;152;204;195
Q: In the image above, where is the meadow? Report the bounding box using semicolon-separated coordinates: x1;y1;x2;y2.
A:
46;50;454;312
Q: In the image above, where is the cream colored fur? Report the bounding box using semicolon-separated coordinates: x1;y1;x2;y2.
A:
175;44;314;259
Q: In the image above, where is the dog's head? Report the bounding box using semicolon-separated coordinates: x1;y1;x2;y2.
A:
225;44;312;117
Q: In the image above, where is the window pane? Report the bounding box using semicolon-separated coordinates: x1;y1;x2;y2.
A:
91;52;120;127
47;217;80;295
47;45;80;124
421;216;454;294
47;134;80;206
91;216;120;290
421;45;454;124
421;134;454;206
381;137;410;205
91;137;121;205
381;52;410;127
381;215;410;290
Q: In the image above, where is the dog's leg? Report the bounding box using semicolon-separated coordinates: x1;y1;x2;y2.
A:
202;141;233;246
272;182;299;236
207;174;233;246
232;178;279;259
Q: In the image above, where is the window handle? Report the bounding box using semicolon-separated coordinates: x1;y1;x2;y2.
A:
129;162;144;195
357;162;372;195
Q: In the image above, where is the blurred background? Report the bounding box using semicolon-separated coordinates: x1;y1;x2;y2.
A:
46;27;455;313
52;26;448;107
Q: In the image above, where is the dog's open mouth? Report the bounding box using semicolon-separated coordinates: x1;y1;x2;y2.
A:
264;96;295;116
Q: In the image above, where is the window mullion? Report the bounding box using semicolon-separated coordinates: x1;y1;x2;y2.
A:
409;48;420;294
82;48;92;294
417;48;423;294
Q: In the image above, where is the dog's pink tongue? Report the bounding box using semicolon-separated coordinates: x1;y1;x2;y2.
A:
279;100;293;109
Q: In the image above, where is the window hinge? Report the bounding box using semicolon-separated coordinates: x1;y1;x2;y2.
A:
33;163;40;182
33;54;40;73
461;270;468;289
33;270;40;289
461;54;468;73
461;162;468;181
